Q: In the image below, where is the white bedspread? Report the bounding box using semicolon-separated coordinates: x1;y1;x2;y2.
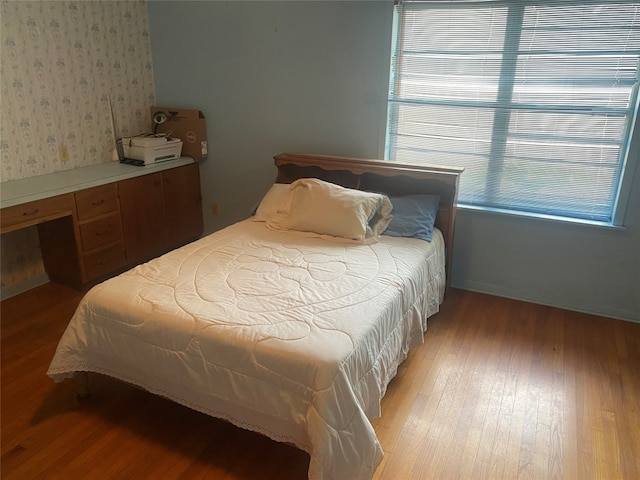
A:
48;220;445;480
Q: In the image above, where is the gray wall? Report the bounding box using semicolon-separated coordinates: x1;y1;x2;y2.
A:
148;1;392;230
148;1;640;322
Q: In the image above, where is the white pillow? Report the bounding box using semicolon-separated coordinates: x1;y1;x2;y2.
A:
267;178;392;242
253;183;292;222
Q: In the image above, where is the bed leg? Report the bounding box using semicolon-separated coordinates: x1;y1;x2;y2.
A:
76;372;90;400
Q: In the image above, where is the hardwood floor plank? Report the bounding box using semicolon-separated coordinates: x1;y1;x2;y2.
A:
2;283;639;479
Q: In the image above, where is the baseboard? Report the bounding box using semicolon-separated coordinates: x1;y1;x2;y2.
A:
451;279;640;324
1;273;50;301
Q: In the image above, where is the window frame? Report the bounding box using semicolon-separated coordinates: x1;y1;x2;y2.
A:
384;0;640;228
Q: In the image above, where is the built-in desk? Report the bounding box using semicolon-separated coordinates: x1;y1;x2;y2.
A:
1;157;196;211
1;158;203;289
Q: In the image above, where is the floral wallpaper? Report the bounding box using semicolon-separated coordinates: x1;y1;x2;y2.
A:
1;0;157;297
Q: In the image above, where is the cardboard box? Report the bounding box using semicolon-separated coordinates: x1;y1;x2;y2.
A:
150;107;208;159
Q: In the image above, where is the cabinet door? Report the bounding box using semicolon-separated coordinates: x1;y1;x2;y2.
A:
118;172;168;265
162;163;204;247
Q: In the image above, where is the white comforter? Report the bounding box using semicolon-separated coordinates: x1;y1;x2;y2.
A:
48;220;445;480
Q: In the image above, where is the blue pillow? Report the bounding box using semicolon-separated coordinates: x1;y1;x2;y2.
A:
384;194;440;242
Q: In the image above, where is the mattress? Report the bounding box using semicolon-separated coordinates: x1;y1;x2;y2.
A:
48;219;446;480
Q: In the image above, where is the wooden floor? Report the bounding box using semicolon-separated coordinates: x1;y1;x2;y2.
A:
2;283;639;479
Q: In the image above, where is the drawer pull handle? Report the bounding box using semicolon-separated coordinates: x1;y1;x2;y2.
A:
23;208;39;216
91;200;105;206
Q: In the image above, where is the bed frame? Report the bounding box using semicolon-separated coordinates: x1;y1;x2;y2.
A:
273;152;463;288
65;152;464;479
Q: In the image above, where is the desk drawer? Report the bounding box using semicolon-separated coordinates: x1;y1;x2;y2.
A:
1;194;74;233
75;184;119;221
79;213;123;252
83;243;126;281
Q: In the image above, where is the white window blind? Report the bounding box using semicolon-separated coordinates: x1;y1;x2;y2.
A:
386;0;640;224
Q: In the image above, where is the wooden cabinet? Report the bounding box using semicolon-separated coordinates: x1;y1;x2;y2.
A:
37;183;127;287
75;183;126;283
118;172;168;265
119;163;203;266
1;161;204;290
162;163;204;248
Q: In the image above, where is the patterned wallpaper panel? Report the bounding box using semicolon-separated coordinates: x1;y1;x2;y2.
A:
0;0;156;181
0;0;157;297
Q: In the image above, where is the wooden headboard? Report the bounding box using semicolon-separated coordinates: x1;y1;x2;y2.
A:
273;152;463;288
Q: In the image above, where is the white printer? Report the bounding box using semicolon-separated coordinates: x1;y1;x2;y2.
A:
121;135;183;166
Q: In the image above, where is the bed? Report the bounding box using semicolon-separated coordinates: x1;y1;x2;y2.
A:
47;152;463;480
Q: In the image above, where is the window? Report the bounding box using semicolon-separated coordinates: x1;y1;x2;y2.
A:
386;0;640;225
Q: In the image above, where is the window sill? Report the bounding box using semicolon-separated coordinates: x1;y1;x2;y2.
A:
457;204;627;231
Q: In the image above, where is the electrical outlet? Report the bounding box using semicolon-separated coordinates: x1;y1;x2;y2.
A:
211;202;219;215
59;145;69;162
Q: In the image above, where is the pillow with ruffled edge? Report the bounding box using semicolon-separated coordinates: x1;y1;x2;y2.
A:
384;194;440;242
267;178;392;242
252;183;292;222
